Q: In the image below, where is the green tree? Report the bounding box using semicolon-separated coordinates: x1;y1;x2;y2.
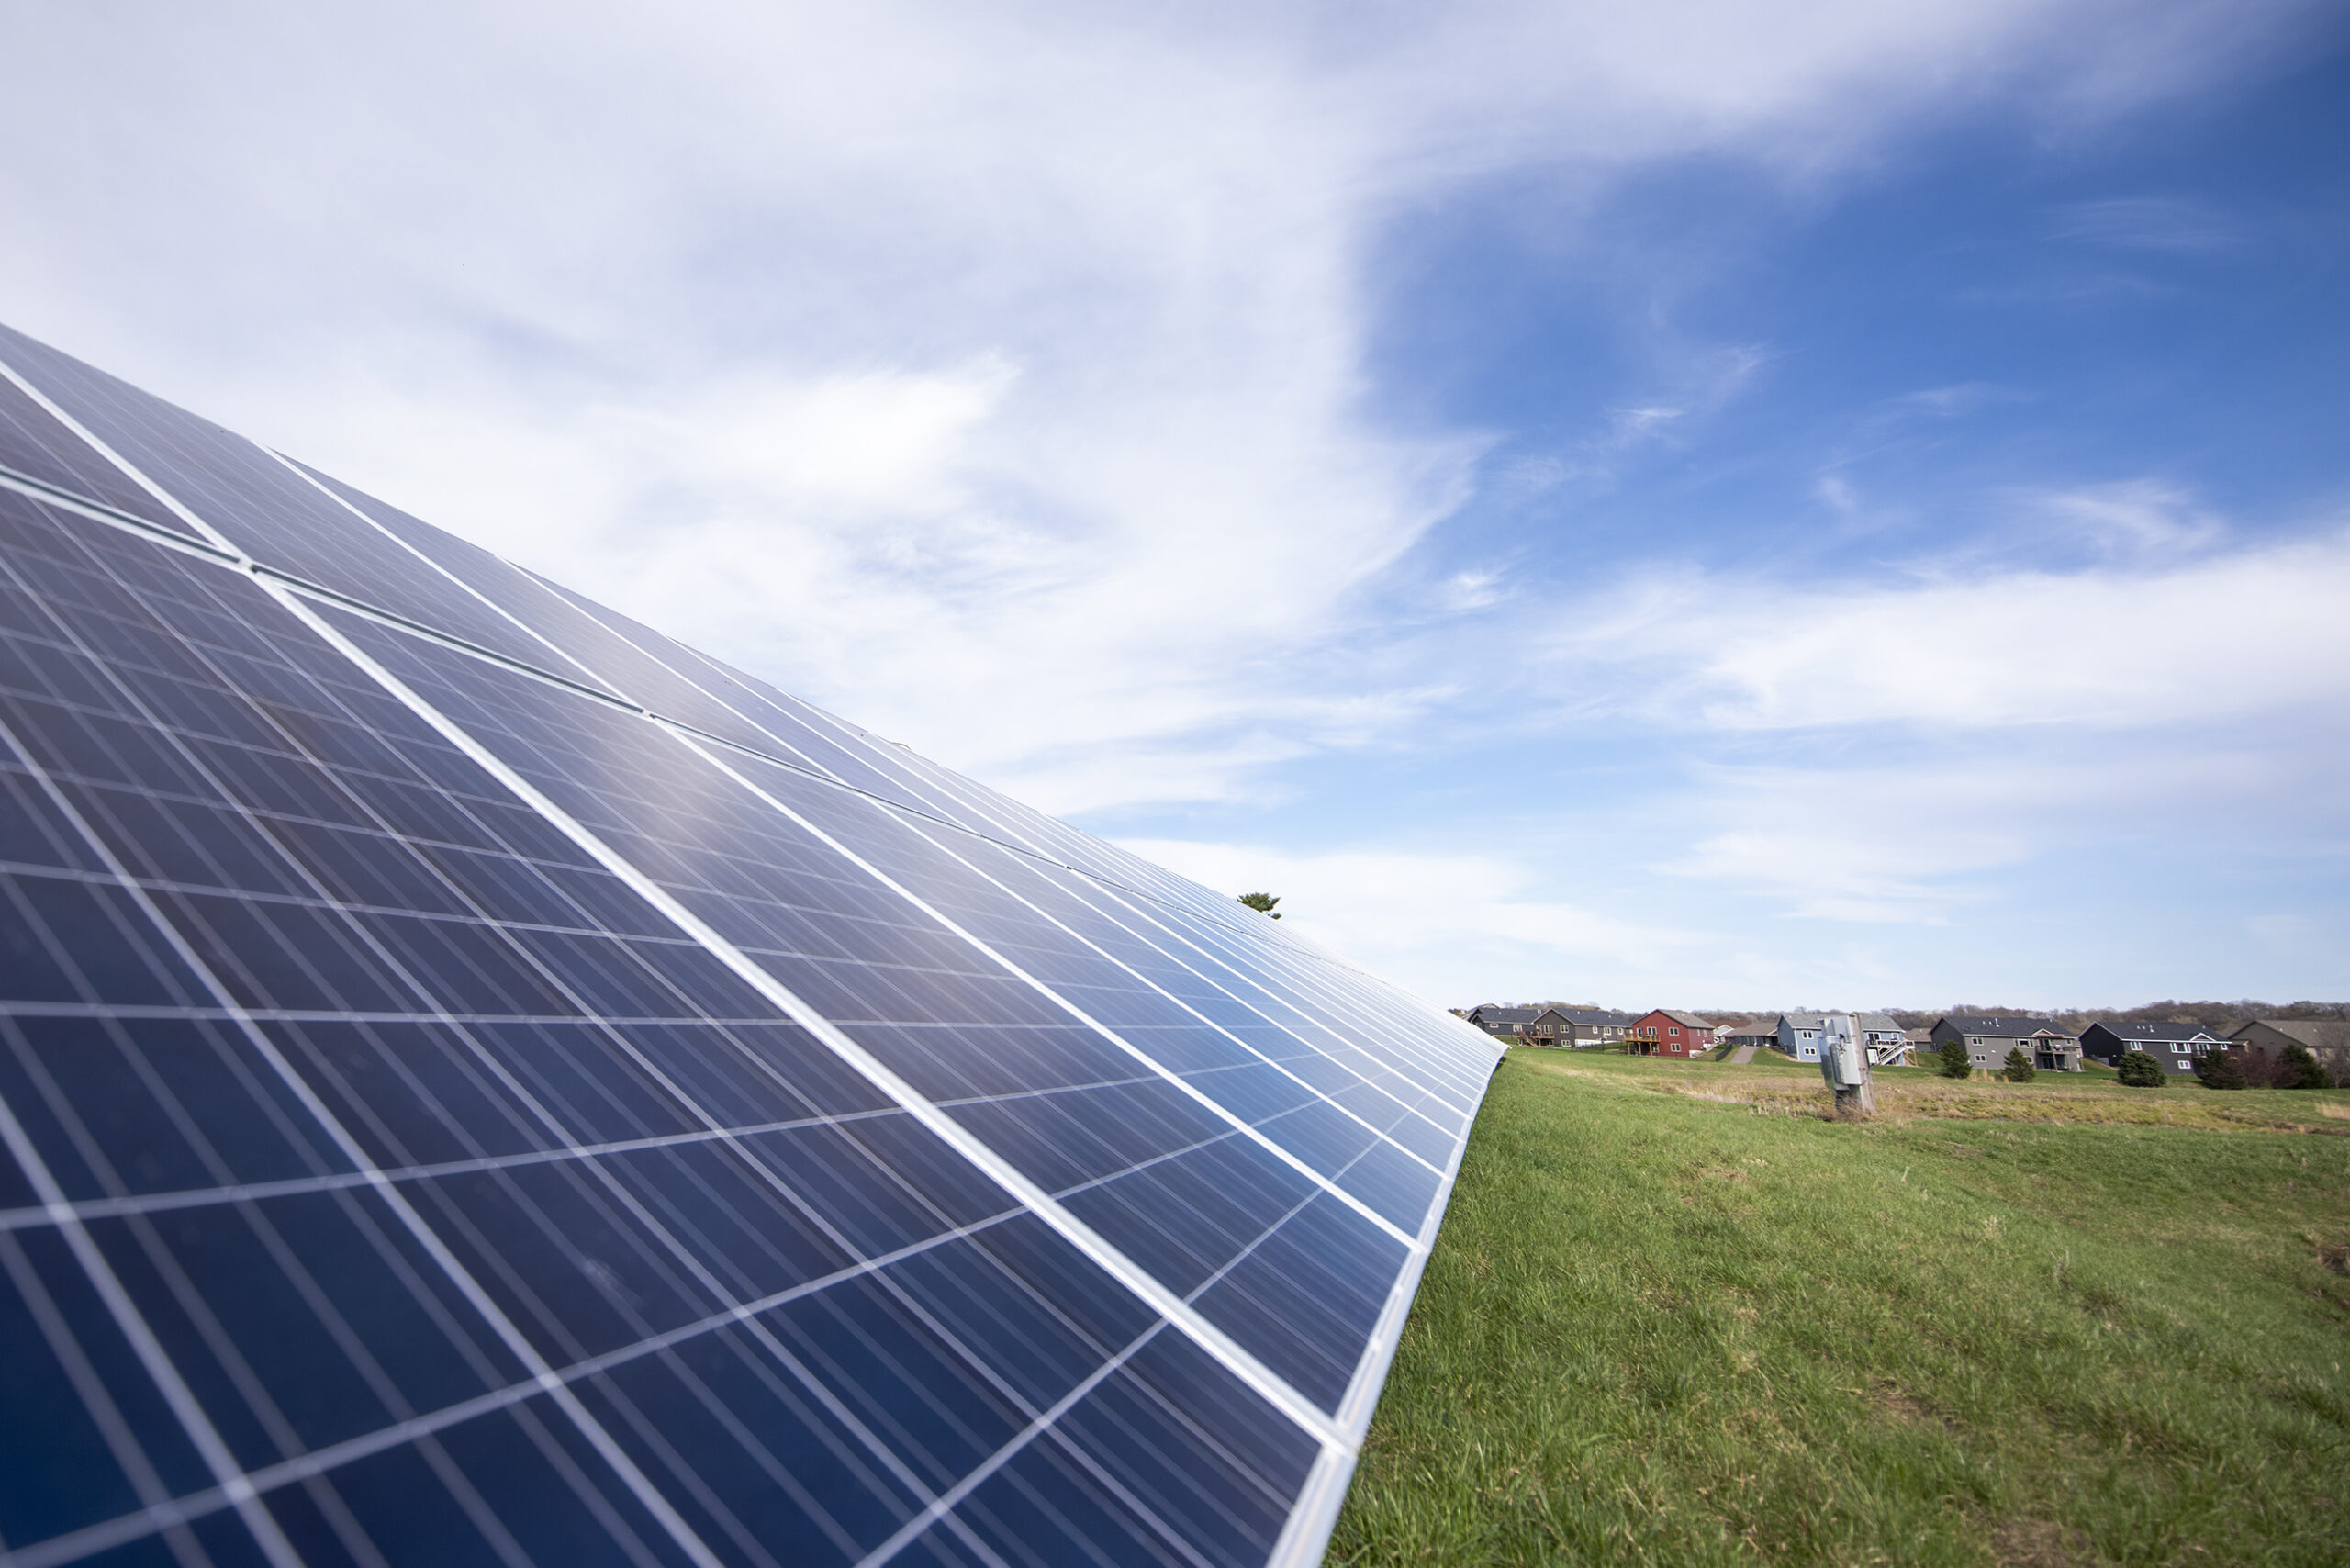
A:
2001;1046;2035;1083
2115;1050;2165;1087
1237;892;1281;920
2192;1047;2247;1091
1934;1038;1971;1080
2275;1041;2335;1090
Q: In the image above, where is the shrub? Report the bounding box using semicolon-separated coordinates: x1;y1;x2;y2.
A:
2116;1050;2165;1087
1935;1039;1971;1080
2192;1048;2247;1091
2276;1041;2336;1090
2001;1047;2035;1083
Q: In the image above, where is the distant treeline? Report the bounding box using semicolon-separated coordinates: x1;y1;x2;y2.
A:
1870;1001;2350;1033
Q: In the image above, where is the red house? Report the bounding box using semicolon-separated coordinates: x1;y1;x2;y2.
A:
1628;1009;1716;1057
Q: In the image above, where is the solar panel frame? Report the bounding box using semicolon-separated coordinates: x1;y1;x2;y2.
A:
0;491;1306;1568
0;326;1503;1568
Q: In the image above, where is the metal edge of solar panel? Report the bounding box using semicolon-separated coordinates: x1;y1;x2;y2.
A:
0;324;1505;1568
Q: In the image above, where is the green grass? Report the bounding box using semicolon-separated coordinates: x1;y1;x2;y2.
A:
1330;1050;2350;1566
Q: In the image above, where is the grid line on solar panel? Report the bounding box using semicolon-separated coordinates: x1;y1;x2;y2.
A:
0;335;635;690
963;855;1483;1117
0;500;1306;1568
11;431;1299;994
0;1057;315;1568
711;786;1462;1241
1;330;1499;1016
197;554;1484;1222
275;581;1349;1450
0;1198;1104;1568
767;794;1464;1173
12;426;1464;1025
269;459;979;835
50;510;1325;1561
658;728;1422;1249
0;329;1502;1566
291;495;1389;978
329;583;1475;1391
294;596;1437;1427
0;761;1212;1561
0;613;771;1568
513;574;1058;855
0;1106;919;1233
0;358;221;553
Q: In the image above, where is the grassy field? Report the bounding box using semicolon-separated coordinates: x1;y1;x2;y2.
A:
1329;1050;2350;1566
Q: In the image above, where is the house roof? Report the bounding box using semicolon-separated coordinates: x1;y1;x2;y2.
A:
1532;1006;1635;1025
2229;1019;2333;1047
1657;1010;1716;1028
1940;1014;2073;1038
1471;1005;1541;1025
1780;1012;1905;1032
2083;1019;2225;1044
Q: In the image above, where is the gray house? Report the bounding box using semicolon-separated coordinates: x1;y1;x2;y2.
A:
2228;1018;2350;1078
2076;1019;2229;1076
1464;1004;1541;1039
1523;1005;1635;1047
1931;1014;2083;1072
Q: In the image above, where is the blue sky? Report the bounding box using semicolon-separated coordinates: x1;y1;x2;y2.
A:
4;0;2344;1010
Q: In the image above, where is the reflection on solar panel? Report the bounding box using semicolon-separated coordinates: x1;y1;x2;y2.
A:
0;321;1504;1568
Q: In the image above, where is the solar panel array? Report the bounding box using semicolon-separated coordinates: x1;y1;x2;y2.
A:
0;322;1503;1568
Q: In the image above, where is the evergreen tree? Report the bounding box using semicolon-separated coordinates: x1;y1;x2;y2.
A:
2001;1046;2034;1083
1935;1038;1971;1079
2116;1050;2165;1087
1237;892;1281;919
2191;1047;2247;1090
2276;1042;2335;1090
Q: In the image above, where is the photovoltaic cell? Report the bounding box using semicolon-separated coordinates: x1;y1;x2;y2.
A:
0;323;1502;1568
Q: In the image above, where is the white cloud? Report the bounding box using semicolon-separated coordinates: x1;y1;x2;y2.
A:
0;0;2316;817
1672;524;2350;732
2025;478;2223;559
1121;837;1714;1004
7;1;2338;1007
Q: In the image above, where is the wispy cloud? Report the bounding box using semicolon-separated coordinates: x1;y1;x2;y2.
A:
1680;523;2350;732
2023;477;2223;559
5;0;2336;1007
1123;836;1714;1002
2050;195;2245;252
0;0;2311;816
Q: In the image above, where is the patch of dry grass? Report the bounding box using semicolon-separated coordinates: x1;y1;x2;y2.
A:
1519;1050;2350;1136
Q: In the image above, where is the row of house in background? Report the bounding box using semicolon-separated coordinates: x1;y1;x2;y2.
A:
1457;1003;2342;1077
2076;1017;2348;1077
1459;1005;1914;1061
1459;1004;1638;1047
1460;1004;1754;1056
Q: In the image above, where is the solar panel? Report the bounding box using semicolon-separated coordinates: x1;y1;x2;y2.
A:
0;323;1503;1568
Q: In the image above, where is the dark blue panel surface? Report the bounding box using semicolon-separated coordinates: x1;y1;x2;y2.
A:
0;365;197;537
0;320;1501;1568
312;607;1415;1399
0;328;613;684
